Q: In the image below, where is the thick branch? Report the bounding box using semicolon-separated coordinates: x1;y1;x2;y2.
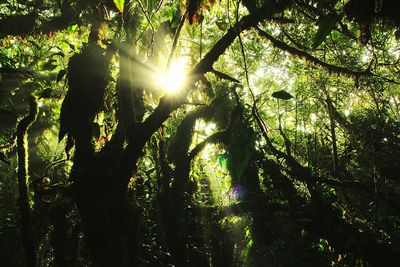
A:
117;43;136;136
0;11;79;37
189;131;226;160
0;13;37;37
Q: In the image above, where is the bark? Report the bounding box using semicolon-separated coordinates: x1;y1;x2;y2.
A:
16;95;38;267
50;205;77;267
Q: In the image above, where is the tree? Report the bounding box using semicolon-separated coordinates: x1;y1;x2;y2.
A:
1;0;400;266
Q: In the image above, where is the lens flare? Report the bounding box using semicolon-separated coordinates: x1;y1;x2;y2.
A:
157;58;188;93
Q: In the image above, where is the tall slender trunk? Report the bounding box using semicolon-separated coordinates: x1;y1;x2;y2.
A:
16;95;38;267
326;97;339;176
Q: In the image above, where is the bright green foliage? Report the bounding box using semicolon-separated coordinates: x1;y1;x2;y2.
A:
113;0;124;13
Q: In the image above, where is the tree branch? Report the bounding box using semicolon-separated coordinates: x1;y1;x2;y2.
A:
256;27;372;77
189;131;226;161
210;69;240;83
0;11;79;37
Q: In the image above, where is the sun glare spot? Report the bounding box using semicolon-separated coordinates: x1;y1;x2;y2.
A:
157;58;188;93
310;113;317;122
205;122;216;135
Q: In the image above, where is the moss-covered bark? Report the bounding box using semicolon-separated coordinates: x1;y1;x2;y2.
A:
16;95;38;267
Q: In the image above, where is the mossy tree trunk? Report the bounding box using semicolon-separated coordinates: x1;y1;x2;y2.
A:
16;95;38;267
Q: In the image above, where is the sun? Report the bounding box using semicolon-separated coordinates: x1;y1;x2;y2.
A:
157;58;188;93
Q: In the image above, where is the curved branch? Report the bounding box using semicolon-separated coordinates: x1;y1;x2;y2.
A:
189;131;226;161
256;27;372;77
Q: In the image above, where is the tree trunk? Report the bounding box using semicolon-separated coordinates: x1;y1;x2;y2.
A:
50;204;77;267
71;152;136;266
16;95;38;267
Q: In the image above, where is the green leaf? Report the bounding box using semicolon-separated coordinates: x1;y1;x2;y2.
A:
217;153;228;168
61;40;76;52
317;238;329;252
56;69;66;82
312;13;338;50
67;24;79;33
91;122;101;139
113;0;124;13
167;7;176;22
272;90;293;100
42;60;58;71
28;40;41;50
51;51;65;58
39;88;53;99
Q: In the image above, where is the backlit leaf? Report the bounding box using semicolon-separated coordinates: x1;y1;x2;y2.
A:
113;0;124;13
312;13;338;50
67;24;79;33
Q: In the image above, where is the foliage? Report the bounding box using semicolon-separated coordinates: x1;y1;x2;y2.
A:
0;0;400;266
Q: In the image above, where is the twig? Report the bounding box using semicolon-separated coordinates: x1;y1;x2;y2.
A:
167;16;185;69
235;0;256;102
210;68;240;83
